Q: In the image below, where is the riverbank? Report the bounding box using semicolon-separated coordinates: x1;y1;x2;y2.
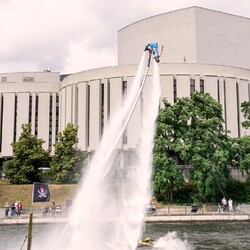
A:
0;213;250;225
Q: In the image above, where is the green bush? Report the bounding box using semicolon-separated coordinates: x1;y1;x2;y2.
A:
173;182;197;204
225;176;250;203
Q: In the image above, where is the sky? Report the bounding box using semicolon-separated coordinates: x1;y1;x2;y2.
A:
0;0;250;74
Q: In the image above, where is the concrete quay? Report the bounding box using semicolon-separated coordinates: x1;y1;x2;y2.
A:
146;213;250;222
0;213;249;225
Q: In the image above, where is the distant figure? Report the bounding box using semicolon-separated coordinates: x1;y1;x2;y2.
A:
15;201;19;216
51;200;56;215
146;202;156;214
17;201;23;216
221;197;227;211
217;204;223;214
55;204;62;216
10;202;16;216
4;202;9;217
65;199;72;216
228;198;233;211
235;204;240;213
144;42;161;63
43;205;49;216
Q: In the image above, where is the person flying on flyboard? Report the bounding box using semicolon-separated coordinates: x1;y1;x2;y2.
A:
144;42;164;63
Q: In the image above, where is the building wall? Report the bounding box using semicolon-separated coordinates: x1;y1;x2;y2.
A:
196;8;250;70
1;8;250;159
1;64;250;158
59;63;250;154
118;7;197;66
118;7;250;70
0;72;60;157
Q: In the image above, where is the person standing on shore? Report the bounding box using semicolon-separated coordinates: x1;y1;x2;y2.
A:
228;198;233;211
51;200;56;215
10;202;15;216
4;202;9;217
221;197;227;211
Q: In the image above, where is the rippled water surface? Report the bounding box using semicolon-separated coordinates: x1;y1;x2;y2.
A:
142;221;250;250
0;221;249;250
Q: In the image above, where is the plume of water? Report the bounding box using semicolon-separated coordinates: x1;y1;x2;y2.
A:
153;232;193;250
49;53;161;250
32;55;191;250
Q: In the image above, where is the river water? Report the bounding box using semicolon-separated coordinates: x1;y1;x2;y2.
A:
0;221;249;250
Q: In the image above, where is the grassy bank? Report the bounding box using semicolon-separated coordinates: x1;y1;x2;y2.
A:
0;180;78;209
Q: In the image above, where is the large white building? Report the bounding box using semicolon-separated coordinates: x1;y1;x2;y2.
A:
1;7;250;170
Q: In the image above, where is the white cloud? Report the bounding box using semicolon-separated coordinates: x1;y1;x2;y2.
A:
63;39;117;73
0;0;249;74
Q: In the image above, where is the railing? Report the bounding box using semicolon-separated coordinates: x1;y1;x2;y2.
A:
147;203;250;215
0;203;250;218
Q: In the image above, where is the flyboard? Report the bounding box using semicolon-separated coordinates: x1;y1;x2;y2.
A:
49;51;154;250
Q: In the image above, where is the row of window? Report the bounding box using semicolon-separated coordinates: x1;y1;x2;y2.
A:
0;93;59;153
0;76;247;154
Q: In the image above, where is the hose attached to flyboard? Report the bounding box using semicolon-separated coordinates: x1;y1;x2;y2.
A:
49;52;152;250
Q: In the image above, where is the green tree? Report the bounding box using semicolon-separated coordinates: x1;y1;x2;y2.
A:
153;92;230;202
153;98;187;202
230;136;250;172
50;123;87;184
4;123;50;184
187;92;230;201
241;101;250;129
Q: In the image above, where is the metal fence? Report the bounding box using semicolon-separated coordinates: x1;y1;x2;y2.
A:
148;203;250;215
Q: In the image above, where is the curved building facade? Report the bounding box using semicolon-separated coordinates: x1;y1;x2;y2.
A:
1;7;250;168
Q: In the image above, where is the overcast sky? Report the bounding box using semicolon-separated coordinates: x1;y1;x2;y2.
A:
0;0;249;74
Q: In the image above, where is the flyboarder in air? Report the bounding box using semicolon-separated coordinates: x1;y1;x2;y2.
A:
144;42;163;63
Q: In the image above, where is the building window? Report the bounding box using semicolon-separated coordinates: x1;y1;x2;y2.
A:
236;82;240;137
122;81;127;101
1;77;7;82
190;79;195;94
55;94;59;143
35;95;39;136
223;80;227;132
173;78;177;103
23;77;34;82
217;80;220;102
200;79;204;93
75;86;79;126
123;129;128;145
101;83;104;135
13;95;17;142
49;95;53;151
87;85;90;147
0;96;3;152
29;95;32;123
107;80;110;119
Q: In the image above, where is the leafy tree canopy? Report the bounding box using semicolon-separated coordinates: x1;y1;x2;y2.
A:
241;101;250;129
50;123;87;184
153;92;230;202
4;123;50;184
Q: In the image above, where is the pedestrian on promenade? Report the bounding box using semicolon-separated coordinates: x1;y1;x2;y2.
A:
217;204;223;214
228;198;233;212
17;201;23;216
221;197;227;211
10;202;16;216
51;200;56;215
4;202;9;217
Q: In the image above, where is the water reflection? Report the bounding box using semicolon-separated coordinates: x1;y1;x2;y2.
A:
0;221;249;250
143;221;250;250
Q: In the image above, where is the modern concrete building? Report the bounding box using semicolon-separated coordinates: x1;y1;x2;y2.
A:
1;6;250;170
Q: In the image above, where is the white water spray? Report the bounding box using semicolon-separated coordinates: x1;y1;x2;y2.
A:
48;53;160;250
31;54;192;250
153;232;192;250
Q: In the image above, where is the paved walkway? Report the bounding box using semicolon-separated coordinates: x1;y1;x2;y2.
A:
0;213;249;225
